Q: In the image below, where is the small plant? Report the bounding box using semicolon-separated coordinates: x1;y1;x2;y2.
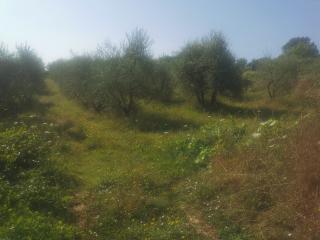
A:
168;120;247;174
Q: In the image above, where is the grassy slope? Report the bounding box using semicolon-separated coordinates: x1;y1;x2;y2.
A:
40;80;216;188
38;79;310;239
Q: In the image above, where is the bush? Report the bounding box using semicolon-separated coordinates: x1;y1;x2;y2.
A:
167;120;246;174
0;44;44;112
0;124;51;179
0;121;78;239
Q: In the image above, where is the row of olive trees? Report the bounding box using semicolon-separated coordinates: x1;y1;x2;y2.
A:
49;30;245;114
49;29;173;116
0;44;45;112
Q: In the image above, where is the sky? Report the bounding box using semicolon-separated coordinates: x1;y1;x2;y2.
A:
0;0;319;64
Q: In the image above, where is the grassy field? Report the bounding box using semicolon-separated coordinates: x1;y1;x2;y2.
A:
34;79;313;239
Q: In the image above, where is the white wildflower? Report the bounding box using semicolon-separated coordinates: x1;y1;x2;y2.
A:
252;132;261;138
260;121;268;126
269;120;277;126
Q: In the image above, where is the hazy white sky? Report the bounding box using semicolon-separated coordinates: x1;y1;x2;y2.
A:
1;0;319;63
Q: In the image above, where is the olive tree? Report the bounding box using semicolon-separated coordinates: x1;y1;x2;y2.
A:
151;57;173;102
95;29;155;116
282;37;319;59
179;32;243;107
179;41;208;106
258;56;299;99
203;33;243;104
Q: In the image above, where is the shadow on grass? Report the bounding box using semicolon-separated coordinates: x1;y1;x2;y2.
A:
204;101;290;120
0;99;54;121
128;109;199;132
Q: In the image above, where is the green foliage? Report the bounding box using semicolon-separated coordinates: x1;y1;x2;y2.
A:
49;29;173;116
169;120;246;172
0;44;44;112
0;124;51;178
178;32;244;106
246;36;320;100
257;56;299;98
236;58;248;72
151;58;174;102
282;37;319;58
0;201;75;240
0;120;78;239
83;173;203;240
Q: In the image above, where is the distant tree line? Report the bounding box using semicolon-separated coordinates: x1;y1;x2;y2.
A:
0;44;45;112
1;32;319;115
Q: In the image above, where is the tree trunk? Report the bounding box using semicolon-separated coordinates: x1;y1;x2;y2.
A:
267;81;274;99
122;94;134;117
210;90;218;105
196;91;205;107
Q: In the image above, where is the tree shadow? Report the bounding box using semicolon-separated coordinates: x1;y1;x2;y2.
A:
204;101;291;120
0;99;53;121
128;109;199;132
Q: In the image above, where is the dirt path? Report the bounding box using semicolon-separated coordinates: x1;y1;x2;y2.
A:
182;206;220;240
72;192;89;229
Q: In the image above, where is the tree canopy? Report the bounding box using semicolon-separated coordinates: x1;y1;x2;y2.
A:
179;32;243;106
282;37;319;58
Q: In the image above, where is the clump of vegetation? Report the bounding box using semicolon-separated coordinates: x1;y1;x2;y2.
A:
81;173;203;240
49;29;173;116
0;44;44;113
246;37;320;100
0;119;78;239
168;120;246;171
178;32;244;107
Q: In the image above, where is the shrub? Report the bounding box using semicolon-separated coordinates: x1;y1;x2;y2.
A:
168;120;246;174
0;121;78;239
0;44;44;112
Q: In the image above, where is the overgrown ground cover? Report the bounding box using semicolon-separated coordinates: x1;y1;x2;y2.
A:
33;79;314;240
1;30;319;240
0;111;79;239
